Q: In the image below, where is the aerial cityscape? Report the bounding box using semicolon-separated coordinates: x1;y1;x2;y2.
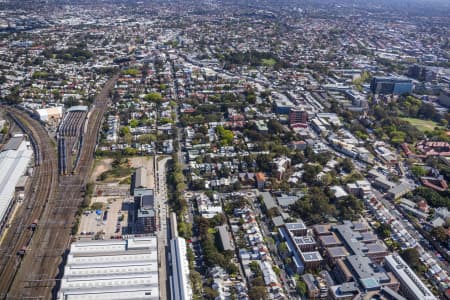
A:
0;0;449;299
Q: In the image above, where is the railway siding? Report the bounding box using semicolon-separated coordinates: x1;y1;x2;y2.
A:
1;74;119;299
0;107;58;299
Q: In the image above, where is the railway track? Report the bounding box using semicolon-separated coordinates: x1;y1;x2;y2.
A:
57;110;87;175
0;74;119;299
0;107;58;299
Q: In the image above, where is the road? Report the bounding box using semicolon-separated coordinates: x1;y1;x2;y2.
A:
156;156;171;300
0;74;118;299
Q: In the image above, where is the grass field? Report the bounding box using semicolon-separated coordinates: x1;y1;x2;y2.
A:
400;117;442;132
261;58;276;67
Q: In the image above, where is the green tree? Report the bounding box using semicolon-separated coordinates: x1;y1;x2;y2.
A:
159;117;173;124
400;248;420;268
296;280;307;296
124;147;137;155
431;226;448;244
144;92;163;104
138;134;157;144
216;125;234;146
249;261;262;277
302;164;322;184
341;158;355;173
248;286;268;300
414;187;450;209
411;165;426;177
321;173;333;186
129;119;139;128
251;276;265;287
376;222;392;239
337;195;363;220
203;287;219;300
119;126;131;136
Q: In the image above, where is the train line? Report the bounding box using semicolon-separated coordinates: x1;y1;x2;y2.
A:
0;107;58;299
57;109;87;175
0;74;119;299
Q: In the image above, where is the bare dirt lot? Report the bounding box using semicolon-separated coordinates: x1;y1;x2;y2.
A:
90;158;113;181
90;156;154;187
78;156;155;240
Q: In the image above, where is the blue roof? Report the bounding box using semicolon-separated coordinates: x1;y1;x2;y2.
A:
360;277;380;290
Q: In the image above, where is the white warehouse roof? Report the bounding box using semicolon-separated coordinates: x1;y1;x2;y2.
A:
62;286;159;300
58;237;159;300
0;140;33;226
170;237;192;300
36;106;63;122
385;254;437;300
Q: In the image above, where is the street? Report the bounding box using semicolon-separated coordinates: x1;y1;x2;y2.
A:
156;156;171;300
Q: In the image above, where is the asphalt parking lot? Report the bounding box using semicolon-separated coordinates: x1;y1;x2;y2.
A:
78;196;134;239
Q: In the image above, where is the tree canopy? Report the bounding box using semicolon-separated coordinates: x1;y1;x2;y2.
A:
216;125;234;146
144;92;163;104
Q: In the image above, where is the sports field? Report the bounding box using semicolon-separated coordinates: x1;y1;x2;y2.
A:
400;117;442;132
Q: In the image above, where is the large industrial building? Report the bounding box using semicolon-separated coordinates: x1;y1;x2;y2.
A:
170;237;193;300
169;213;192;300
57;236;159;300
385;254;437;300
0;136;33;231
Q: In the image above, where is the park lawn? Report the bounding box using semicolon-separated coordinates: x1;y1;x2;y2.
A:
399;117;442;132
261;58;276;67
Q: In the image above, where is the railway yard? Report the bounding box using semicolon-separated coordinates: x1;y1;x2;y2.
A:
0;74;118;299
57;107;87;175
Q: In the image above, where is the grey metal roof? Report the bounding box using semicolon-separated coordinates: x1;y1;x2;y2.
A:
313;224;331;235
320;234;340;246
360;232;378;242
327;246;348;258
381;286;407;300
67;105;88;112
276;195;299;207
388;182;413;196
217;225;233;251
134;188;154;209
339;282;359;293
334;224;363;255
134;167;147;189
271;216;284;227
3;136;23;151
365;243;386;254
261;192;277;210
301;273;318;292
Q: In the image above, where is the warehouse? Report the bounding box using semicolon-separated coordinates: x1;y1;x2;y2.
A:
35;106;63;123
170;237;193;300
385;254;437;300
57;236;159;300
0;137;33;231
